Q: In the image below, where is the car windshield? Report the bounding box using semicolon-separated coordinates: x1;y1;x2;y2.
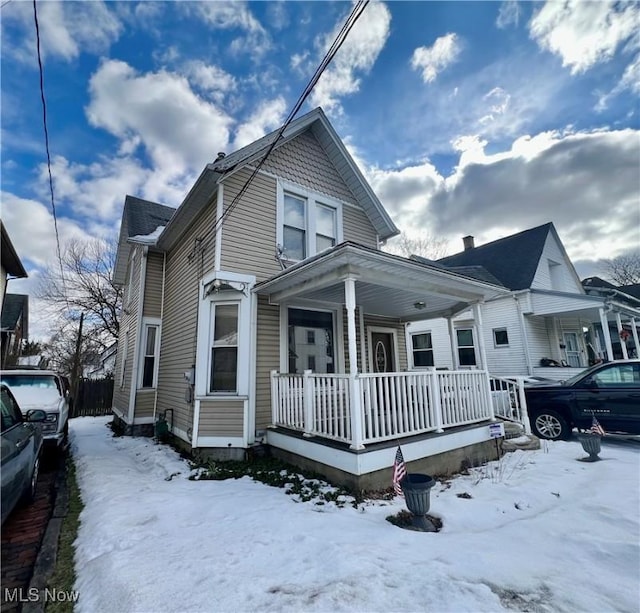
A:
1;375;61;394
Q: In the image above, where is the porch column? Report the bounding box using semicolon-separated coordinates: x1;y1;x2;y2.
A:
615;312;629;360
447;317;458;368
344;277;364;449
599;308;614;361
631;318;640;360
472;302;496;421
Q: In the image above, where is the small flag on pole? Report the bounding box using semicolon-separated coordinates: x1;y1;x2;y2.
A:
590;416;605;436
392;445;407;496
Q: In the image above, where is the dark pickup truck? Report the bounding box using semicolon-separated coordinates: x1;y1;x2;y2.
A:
525;360;640;440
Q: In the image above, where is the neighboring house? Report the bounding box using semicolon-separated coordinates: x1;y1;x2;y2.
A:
86;343;117;379
1;294;28;368
112;108;515;490
407;224;640;381
1;221;28;368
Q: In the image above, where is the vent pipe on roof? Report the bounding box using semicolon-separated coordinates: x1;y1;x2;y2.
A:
215;152;226;162
463;235;475;250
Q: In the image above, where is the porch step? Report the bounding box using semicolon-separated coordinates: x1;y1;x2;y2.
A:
503;421;525;439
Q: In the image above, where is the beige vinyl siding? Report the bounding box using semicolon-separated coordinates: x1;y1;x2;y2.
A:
134;390;155;419
263;130;359;207
255;296;280;430
156;201;217;439
198;400;244;436
343;205;378;248
112;248;142;418
143;252;164;317
220;170;280;282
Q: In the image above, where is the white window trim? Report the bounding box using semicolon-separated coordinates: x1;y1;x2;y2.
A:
195;271;255;397
119;327;129;389
409;331;434;369
276;179;344;263
367;326;400;373
455;326;477;367
280;303;344;374
492;327;509;348
137;317;162;390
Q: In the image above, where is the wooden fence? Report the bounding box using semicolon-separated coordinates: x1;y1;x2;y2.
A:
71;377;114;417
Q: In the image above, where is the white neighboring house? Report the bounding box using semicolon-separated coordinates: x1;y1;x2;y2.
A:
406;223;640;381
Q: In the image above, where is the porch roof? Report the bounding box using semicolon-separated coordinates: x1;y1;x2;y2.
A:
529;289;640;320
254;242;509;320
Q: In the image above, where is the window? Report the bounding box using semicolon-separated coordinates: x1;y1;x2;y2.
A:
456;328;477;366
139;323;160;389
411;333;434;367
278;182;343;262
288;308;334;374
493;327;509;347
307;330;315;344
120;330;129;388
1;388;22;432
210;304;239;393
590;364;640;387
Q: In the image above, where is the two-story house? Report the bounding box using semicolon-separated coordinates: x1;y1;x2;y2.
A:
112;108;513;490
406;224;640;381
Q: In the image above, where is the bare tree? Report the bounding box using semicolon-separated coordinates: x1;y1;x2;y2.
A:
600;252;640;286
37;238;122;349
383;232;449;261
42;319;103;378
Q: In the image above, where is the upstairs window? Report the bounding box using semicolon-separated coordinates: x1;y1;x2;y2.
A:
411;333;434;367
278;182;343;263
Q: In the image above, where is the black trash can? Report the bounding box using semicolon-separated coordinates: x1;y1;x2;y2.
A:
401;473;436;531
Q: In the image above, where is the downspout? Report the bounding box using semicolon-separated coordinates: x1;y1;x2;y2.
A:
152;251;167;424
214;184;224;271
514;294;533;376
128;246;148;425
447;316;458;369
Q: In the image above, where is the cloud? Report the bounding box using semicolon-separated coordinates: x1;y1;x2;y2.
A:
309;1;391;112
232;98;287;150
496;0;521;29
188;1;272;58
86;60;234;174
529;1;639;74
2;0;122;62
183;61;237;103
411;33;462;84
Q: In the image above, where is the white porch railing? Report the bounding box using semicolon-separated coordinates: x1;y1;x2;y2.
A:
489;376;531;435
271;370;496;447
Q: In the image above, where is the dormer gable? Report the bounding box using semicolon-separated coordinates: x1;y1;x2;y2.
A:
530;225;584;293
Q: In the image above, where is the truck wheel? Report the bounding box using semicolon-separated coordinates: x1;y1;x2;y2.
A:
21;456;40;505
532;410;571;441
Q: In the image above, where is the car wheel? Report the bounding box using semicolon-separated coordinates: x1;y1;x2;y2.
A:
22;456;40;505
531;410;571;441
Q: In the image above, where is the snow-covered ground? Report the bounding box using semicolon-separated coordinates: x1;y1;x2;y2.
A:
70;417;639;613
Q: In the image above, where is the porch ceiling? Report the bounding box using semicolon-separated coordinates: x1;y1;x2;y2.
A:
254;242;509;320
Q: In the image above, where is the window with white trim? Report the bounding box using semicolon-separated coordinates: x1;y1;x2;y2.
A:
456;328;477;366
139;321;160;389
411;332;434;367
493;327;509;347
278;182;343;262
209;303;239;393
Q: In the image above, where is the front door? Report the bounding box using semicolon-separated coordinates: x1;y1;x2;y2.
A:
371;332;396;373
563;332;581;367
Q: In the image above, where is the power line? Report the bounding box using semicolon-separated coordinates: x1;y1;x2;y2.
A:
33;0;67;300
193;1;370;256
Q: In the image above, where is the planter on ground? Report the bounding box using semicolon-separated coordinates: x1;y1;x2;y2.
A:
577;432;601;462
400;473;436;532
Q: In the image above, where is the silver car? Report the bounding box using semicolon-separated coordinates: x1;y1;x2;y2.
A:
0;370;70;448
1;383;46;525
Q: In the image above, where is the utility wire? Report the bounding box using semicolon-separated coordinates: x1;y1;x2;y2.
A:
193;1;369;256
33;0;68;301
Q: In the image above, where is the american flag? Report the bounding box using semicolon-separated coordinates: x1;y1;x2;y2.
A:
392;446;407;496
590;416;606;436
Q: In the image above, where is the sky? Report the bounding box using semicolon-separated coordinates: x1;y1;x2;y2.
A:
1;0;639;340
69;416;640;612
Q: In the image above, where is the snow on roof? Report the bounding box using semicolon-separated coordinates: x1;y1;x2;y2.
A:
130;225;166;244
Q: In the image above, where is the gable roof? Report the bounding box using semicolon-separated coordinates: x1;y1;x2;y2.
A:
1;221;28;278
620;284;640;299
1;293;28;334
113;196;175;285
582;276;617;290
209;107;399;241
437;223;554;291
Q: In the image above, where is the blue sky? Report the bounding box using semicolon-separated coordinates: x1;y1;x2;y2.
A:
1;0;639;339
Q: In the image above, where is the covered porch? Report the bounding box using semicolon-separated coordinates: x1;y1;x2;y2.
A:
528;290;640;378
255;242;511;463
